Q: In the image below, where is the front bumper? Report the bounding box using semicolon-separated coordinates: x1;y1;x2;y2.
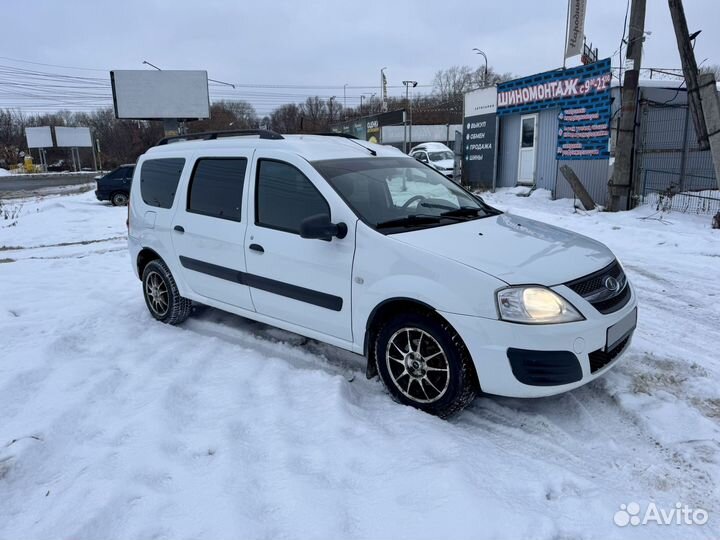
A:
439;284;637;398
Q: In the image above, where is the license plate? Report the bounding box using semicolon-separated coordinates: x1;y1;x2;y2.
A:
606;307;637;351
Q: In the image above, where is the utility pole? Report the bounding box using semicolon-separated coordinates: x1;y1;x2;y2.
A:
403;81;417;153
607;0;646;211
380;67;387;112
697;72;720;192
668;0;709;150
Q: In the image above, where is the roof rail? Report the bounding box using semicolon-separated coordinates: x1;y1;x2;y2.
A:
156;128;284;146
311;132;360;140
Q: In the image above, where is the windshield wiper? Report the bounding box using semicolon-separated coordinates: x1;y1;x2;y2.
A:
375;214;465;229
440;206;499;219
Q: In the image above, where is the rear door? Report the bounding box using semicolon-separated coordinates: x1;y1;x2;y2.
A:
170;151;255;311
244;151;356;342
122;166;135;190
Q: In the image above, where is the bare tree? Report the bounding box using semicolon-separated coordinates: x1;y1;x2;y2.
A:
432;65;513;100
269;103;302;133
700;64;720;80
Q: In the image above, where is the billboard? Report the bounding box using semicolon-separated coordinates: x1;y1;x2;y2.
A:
25;126;53;148
497;58;612;160
334;109;405;143
462;86;497;187
55;127;92;147
110;70;210;120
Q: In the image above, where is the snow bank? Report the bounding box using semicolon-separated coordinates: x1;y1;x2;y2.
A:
0;191;718;539
0;167;12;177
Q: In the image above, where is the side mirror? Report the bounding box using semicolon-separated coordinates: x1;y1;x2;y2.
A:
299;214;347;241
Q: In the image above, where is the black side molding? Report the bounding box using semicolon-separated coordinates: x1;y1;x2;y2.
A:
179;256;342;312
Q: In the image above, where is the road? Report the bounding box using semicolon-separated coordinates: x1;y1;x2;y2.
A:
0;173;98;198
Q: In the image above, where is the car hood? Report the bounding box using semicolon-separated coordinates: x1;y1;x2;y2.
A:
391;213;614;285
431;159;454;170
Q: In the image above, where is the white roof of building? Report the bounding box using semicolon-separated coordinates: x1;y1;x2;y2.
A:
144;134;405;161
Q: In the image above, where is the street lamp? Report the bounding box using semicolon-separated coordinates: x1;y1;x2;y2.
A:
473;48;488;87
360;93;376;115
402;80;418;154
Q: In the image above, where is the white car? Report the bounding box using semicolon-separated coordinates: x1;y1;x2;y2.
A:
410;142;456;178
128;130;637;417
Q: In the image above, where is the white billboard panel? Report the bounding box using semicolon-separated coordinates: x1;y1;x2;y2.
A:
25;126;53;148
463;86;497;118
111;70;210;120
55;126;92;147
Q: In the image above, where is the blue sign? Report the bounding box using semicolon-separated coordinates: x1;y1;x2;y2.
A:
497;59;612;160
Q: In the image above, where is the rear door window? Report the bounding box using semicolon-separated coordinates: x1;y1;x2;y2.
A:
187;158;247;221
140;158;185;209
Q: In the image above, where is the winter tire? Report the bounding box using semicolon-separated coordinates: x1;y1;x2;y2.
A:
142;259;192;325
374;310;477;418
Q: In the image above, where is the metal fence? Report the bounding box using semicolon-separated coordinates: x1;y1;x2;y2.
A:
635;100;719;213
641;169;720;214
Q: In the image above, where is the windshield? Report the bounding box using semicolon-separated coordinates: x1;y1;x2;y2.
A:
428;151;453;162
312;157;498;233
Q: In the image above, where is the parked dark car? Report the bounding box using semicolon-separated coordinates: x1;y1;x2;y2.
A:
95;164;134;206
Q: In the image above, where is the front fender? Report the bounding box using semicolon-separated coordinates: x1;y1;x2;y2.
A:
351;223;504;353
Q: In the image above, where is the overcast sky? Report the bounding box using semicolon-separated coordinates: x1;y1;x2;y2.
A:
2;0;719;115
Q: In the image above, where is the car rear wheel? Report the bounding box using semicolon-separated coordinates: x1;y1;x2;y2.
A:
374;311;477;418
111;192;129;206
141;259;192;325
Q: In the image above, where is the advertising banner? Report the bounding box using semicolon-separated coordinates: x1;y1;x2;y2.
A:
462;86;497;187
497;58;611;160
55;127;92;147
565;0;587;59
333;110;405;143
25;126;53;148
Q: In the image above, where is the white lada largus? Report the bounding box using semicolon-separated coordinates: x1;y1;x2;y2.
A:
128;130;637;418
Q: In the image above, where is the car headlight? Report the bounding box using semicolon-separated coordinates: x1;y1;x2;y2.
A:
496;286;584;324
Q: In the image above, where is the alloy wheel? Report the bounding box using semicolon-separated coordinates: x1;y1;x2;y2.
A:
145;271;169;317
385;327;450;403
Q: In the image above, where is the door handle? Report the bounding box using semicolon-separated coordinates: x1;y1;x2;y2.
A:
174;225;185;233
248;243;264;253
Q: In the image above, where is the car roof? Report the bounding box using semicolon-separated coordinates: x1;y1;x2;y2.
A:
411;142;451;151
142;134;406;162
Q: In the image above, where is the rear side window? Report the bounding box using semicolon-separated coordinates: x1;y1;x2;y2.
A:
256;160;329;234
104;167;125;180
187;158;247;221
140;158;185;209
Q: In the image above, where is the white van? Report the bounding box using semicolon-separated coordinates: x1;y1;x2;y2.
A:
128;130;637;417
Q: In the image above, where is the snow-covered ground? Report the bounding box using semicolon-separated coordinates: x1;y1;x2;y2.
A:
0;168;11;177
0;189;718;539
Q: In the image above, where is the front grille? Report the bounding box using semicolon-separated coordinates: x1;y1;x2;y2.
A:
565;260;631;314
589;336;630;373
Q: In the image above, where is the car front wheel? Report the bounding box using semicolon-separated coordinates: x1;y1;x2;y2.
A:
374;311;477;418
